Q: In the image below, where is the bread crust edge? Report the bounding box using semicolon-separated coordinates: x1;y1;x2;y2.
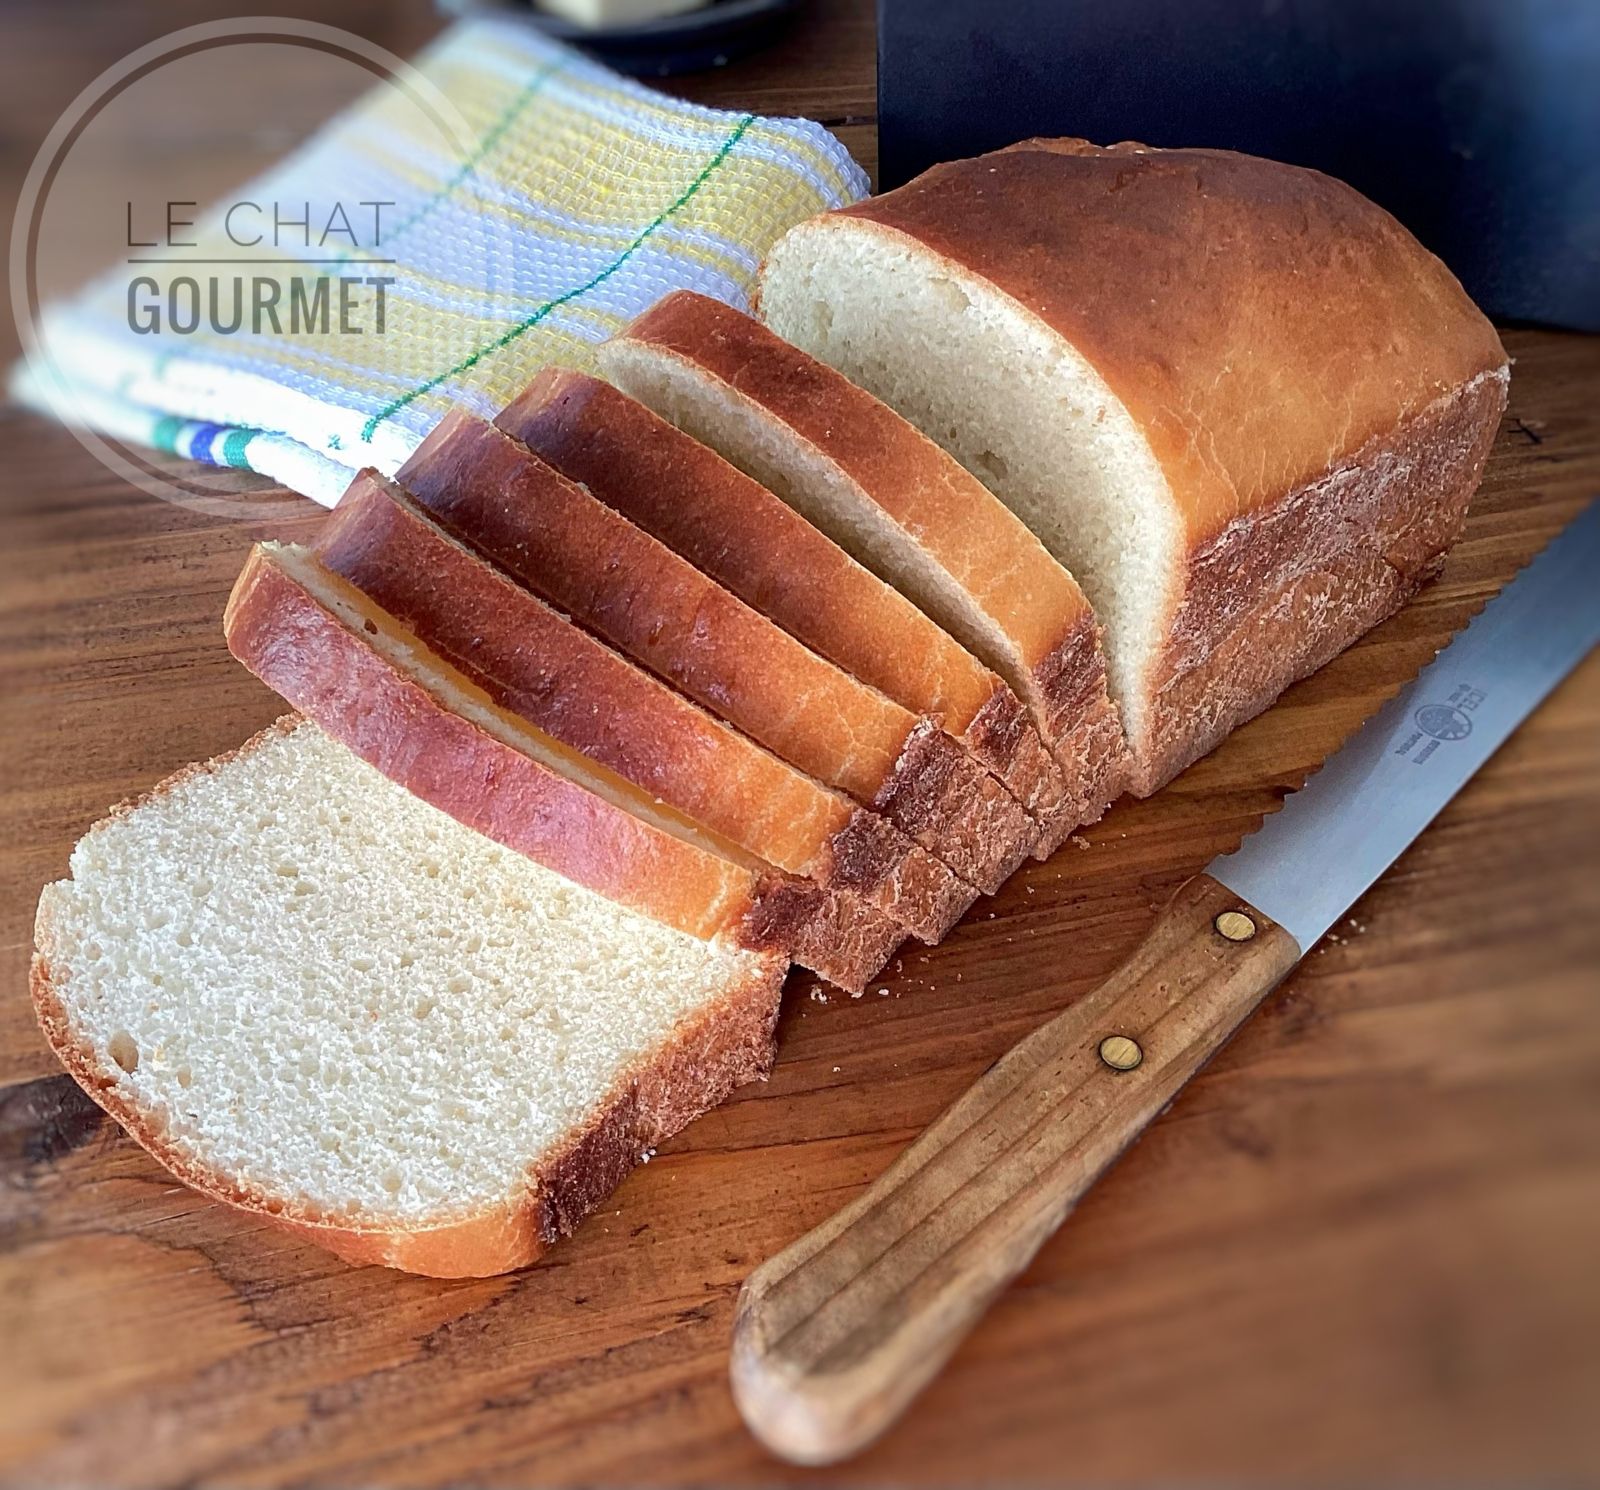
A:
1136;367;1508;791
31;938;784;1277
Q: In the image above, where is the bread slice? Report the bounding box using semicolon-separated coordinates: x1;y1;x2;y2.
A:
224;544;905;991
314;470;974;943
393;410;1036;894
500;367;1071;845
756;139;1509;793
32;716;785;1277
600;293;1130;844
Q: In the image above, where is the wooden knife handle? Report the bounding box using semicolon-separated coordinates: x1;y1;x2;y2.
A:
730;873;1302;1465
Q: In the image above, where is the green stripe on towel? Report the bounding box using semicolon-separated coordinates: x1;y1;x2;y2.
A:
360;112;756;442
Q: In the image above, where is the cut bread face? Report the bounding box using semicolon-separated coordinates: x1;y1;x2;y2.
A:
758;143;1509;792
314;471;974;944
32;717;784;1277
502;365;1068;835
601;291;1131;842
760;223;1177;783
225;543;905;990
394;410;1036;894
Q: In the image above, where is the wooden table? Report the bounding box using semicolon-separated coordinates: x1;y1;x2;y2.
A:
2;3;1597;1483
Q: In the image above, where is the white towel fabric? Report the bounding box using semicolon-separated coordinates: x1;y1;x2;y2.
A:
15;18;868;504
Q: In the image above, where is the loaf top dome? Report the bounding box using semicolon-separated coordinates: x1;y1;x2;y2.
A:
813;139;1507;540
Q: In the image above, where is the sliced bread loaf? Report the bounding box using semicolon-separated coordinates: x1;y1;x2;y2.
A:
224;543;905;990
314;471;974;943
599;292;1130;840
393;411;1037;894
32;716;785;1277
757;140;1509;792
499;367;1071;843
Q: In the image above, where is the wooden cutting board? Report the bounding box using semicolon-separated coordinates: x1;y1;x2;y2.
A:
1;5;1597;1482
2;335;1595;1488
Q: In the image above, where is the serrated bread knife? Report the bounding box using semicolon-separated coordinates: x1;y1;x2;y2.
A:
731;503;1600;1466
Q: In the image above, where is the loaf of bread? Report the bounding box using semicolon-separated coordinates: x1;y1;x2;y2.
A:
499;368;1073;848
395;411;1037;893
32;717;784;1277
600;291;1130;841
758;139;1509;792
314;470;974;943
225;543;905;990
37;137;1511;1276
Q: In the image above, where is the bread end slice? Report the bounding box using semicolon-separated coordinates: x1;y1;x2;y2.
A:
32;717;785;1276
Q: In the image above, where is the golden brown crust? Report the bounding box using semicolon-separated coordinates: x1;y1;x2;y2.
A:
830;141;1509;547
1039;683;1130;842
961;683;1067;826
224;546;897;988
314;472;954;942
774;143;1505;793
1136;369;1507;790
743;874;904;994
872;717;1035;895
503;367;1004;736
396;412;1034;889
397;413;907;804
816;807;978;941
983;607;1132;849
609;294;1132;836
32;842;785;1277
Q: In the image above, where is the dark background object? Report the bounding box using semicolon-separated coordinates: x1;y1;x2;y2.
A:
877;0;1600;330
441;0;799;76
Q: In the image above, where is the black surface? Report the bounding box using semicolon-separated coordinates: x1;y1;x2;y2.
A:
877;0;1600;330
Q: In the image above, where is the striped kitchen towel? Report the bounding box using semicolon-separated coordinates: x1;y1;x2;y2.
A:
16;18;868;503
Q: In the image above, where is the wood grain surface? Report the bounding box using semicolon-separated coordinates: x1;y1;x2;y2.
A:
2;2;1598;1484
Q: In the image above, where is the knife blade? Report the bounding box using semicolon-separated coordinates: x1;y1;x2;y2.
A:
730;504;1600;1466
1213;499;1600;950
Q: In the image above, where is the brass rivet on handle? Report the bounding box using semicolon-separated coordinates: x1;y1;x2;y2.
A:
1214;909;1258;942
1099;1034;1143;1072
